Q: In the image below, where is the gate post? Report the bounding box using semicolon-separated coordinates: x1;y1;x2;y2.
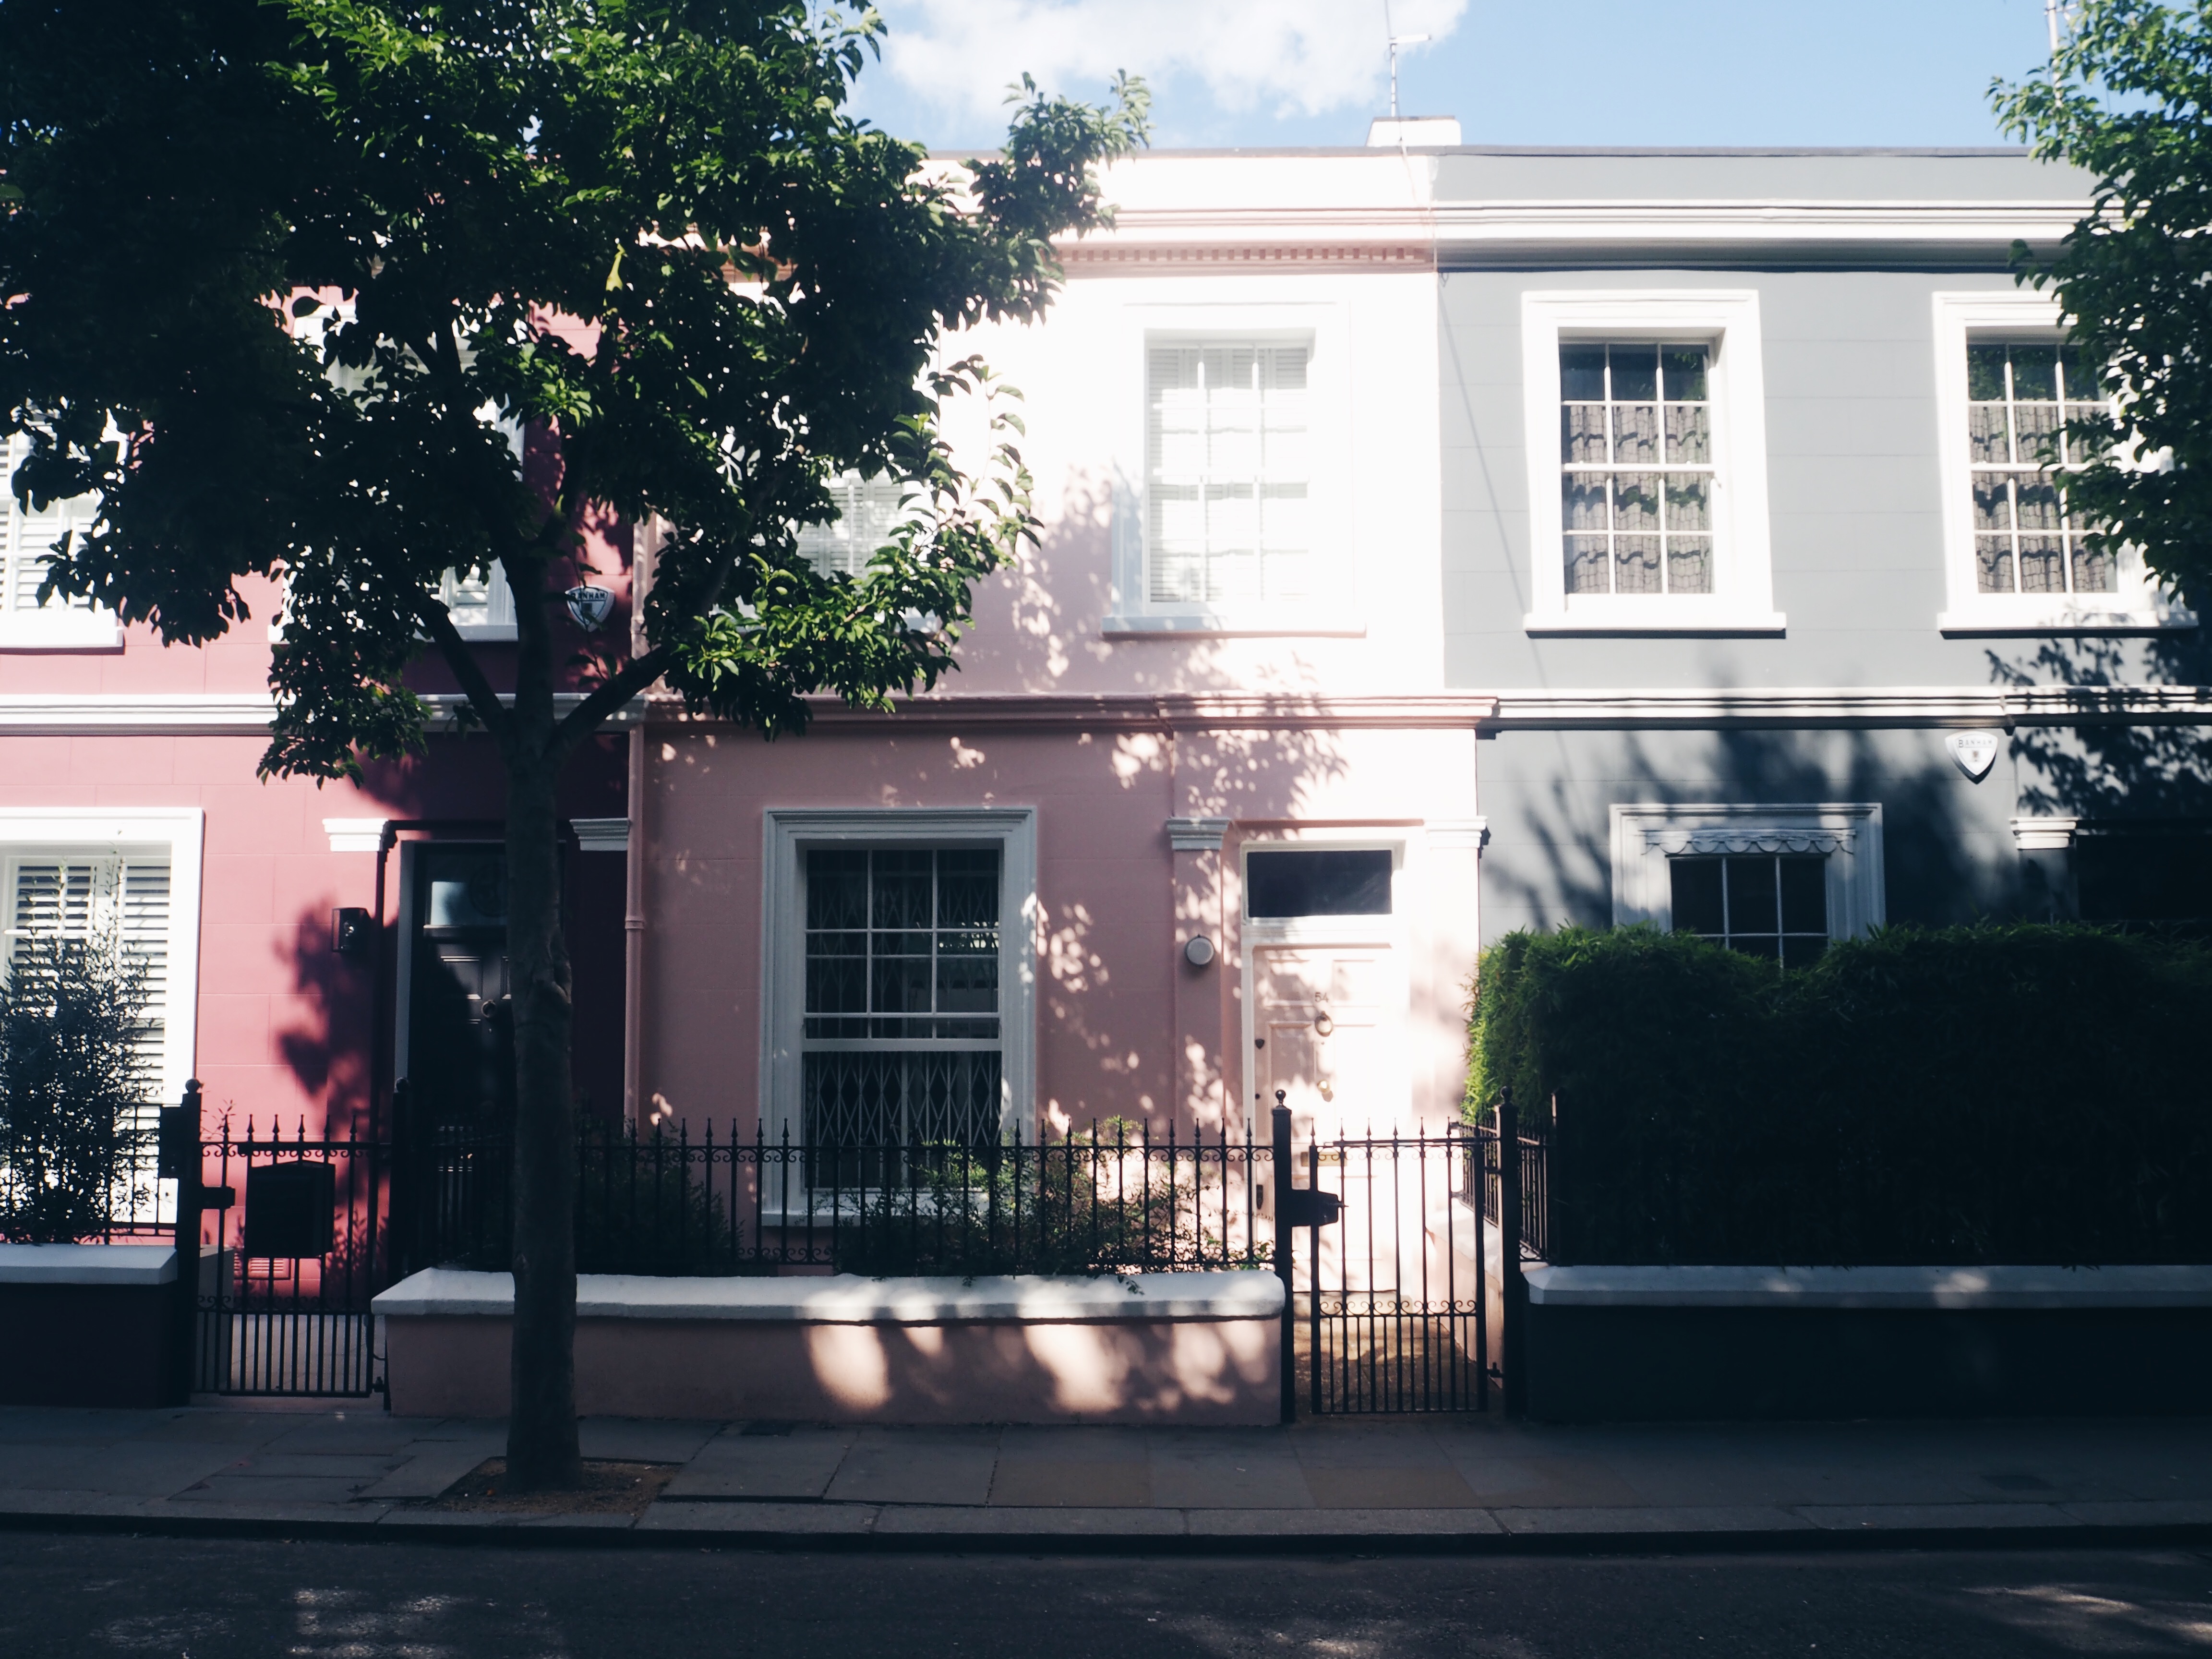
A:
160;1080;205;1405
1272;1100;1296;1425
1497;1087;1527;1418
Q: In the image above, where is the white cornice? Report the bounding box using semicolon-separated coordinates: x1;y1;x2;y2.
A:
1059;199;2087;271
1486;685;2212;729
0;690;642;736
9;685;2209;737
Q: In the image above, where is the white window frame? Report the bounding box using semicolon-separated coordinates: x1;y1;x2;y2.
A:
760;808;1037;1145
1610;803;1883;941
1931;290;2192;636
438;561;518;641
0;808;203;1108
1108;301;1361;637
0;434;122;651
1521;291;1782;635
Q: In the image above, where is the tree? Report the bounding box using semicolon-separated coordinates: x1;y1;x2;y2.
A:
0;1;1146;1486
0;931;152;1245
1994;0;2212;610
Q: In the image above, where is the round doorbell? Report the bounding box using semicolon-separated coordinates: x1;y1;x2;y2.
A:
1183;935;1216;968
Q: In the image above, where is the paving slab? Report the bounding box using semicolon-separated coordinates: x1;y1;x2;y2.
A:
1149;1431;1311;1509
357;1440;504;1502
0;1409;168;1446
577;1419;719;1464
1495;1504;1816;1537
874;1504;1186;1536
0;1443;244;1497
172;1474;385;1506
2060;1499;2212;1527
1298;1466;1482;1509
637;1501;880;1535
139;1497;392;1527
114;1412;287;1448
259;1417;427;1456
1187;1506;1506;1537
823;1429;999;1507
0;1488;156;1518
661;1428;854;1500
1797;1502;2080;1531
228;1454;403;1479
989;1459;1152;1508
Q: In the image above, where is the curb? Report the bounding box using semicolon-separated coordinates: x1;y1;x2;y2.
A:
6;1506;2211;1557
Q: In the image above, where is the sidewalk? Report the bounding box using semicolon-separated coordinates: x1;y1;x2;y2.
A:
4;1405;2212;1552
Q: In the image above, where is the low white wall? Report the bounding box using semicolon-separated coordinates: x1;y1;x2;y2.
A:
375;1269;1285;1425
0;1244;176;1285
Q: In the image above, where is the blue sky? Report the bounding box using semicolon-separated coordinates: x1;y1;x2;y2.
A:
842;0;2064;151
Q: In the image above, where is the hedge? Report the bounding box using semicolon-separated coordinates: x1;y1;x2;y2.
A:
1465;924;2212;1266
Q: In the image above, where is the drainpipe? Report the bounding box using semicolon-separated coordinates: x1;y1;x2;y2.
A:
622;723;647;1127
621;517;658;1128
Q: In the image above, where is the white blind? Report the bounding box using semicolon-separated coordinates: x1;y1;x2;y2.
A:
3;851;172;1124
1146;342;1310;605
1;434;100;618
797;473;910;579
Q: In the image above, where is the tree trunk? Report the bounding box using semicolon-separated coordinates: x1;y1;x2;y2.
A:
501;569;583;1490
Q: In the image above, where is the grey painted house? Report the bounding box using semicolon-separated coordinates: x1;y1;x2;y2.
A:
1435;147;2211;952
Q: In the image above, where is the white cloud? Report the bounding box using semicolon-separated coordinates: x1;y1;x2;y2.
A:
869;0;1468;125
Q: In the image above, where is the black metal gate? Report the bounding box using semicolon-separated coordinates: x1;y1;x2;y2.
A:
1277;1108;1490;1416
171;1093;390;1398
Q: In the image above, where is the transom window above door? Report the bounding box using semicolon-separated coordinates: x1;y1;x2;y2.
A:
1560;343;1715;598
1668;854;1829;969
1967;341;2114;597
1146;340;1310;607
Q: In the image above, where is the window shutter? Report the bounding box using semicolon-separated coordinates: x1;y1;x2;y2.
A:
797;472;909;579
1;434;99;618
439;563;515;629
4;852;171;1117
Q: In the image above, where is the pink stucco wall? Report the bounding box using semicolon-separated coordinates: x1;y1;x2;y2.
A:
383;1310;1281;1425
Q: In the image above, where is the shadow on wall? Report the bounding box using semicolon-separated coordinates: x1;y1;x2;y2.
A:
1485;720;1996;938
270;901;376;1137
1990;633;2212;821
649;468;1358;1132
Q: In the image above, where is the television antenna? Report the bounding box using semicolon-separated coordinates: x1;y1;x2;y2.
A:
1383;1;1431;121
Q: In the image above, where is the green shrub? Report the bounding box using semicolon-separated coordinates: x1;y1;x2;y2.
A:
0;932;153;1242
1465;923;2212;1265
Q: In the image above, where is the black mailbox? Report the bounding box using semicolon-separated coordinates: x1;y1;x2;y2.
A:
1280;1185;1342;1229
156;1104;196;1181
242;1162;337;1258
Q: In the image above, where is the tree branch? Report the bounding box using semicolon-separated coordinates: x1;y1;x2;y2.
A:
416;593;517;749
553;639;678;754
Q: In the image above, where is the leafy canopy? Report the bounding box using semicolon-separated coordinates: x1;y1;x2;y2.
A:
0;1;1150;775
1995;0;2212;610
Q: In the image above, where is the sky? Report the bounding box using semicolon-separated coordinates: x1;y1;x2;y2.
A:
840;0;2065;152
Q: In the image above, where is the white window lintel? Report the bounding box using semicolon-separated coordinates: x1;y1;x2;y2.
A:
1610;802;1883;940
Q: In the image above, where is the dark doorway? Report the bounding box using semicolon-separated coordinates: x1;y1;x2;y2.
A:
2076;821;2212;932
405;844;514;1132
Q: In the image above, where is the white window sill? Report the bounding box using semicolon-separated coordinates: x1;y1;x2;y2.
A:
1101;612;1367;639
1937;602;2197;637
1524;605;1786;637
0;613;123;651
450;623;518;642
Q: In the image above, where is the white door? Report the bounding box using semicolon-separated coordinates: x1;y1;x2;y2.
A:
1251;943;1399;1143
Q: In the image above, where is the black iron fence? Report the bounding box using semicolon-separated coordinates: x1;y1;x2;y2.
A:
1464;1117;1549;1263
403;1117;1276;1279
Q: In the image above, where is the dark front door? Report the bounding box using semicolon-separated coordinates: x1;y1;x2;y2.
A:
407;845;514;1132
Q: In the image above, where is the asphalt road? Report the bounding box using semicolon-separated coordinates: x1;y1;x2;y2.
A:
4;1534;2212;1657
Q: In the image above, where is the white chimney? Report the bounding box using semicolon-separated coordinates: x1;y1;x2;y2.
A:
1367;116;1461;147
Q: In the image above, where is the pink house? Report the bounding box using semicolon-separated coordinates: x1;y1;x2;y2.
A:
0;146;1482;1226
630;151;1484;1154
